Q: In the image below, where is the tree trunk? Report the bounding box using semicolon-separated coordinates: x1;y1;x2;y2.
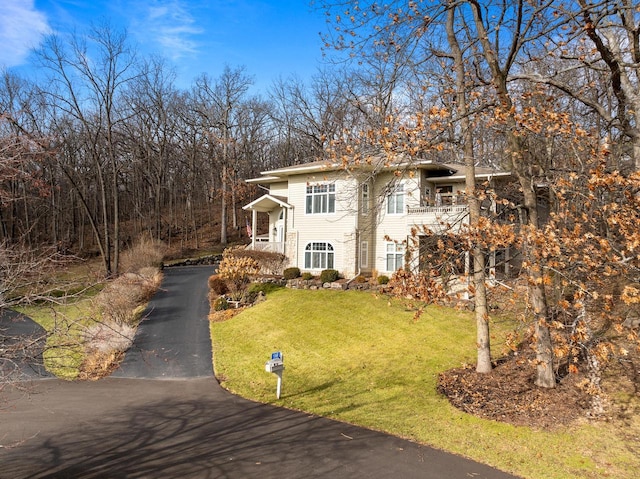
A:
220;163;228;246
468;0;555;386
446;5;492;373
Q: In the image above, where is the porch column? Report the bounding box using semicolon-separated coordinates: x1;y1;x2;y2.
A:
251;209;257;249
283;207;288;254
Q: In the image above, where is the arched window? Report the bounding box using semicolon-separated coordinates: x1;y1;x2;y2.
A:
304;242;334;269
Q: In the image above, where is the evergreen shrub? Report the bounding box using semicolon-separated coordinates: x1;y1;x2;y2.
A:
283;267;301;280
320;269;340;283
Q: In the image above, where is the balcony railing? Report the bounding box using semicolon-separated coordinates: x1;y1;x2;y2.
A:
407;204;469;215
251;241;285;254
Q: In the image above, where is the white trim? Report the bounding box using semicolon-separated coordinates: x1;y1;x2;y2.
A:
242;194;292;212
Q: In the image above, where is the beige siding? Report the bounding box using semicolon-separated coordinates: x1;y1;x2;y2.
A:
372;171;414;274
286;172;359;277
268;182;289;197
262;166;471;277
371;169;470;274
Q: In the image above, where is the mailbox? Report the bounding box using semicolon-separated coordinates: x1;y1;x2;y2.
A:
265;359;284;373
265;351;284;399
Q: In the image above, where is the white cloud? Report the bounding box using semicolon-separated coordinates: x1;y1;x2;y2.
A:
133;1;203;60
0;0;51;67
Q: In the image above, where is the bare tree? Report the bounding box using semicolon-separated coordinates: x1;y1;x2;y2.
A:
35;23;139;276
268;70;356;163
513;0;640;171
193;66;253;246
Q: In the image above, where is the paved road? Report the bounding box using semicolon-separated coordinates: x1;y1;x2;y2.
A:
0;308;51;380
0;266;520;479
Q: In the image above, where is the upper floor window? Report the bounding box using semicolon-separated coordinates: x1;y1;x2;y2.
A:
387;183;404;214
306;184;336;214
305;242;335;269
362;183;369;214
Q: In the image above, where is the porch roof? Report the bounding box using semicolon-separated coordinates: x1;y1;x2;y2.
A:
242;194;292;213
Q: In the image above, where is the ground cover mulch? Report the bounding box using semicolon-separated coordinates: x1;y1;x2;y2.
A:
437;351;594;429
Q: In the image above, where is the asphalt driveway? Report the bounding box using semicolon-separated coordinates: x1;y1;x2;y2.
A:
0;266;520;479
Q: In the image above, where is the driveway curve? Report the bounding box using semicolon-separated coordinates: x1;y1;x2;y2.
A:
0;266;519;479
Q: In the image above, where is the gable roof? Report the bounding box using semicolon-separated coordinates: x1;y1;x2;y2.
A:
242;194;292;213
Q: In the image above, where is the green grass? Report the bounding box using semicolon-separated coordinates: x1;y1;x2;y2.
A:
211;288;639;479
17;298;96;380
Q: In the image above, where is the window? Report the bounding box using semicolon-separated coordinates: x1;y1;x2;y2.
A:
387;183;404;214
305;242;335;269
306;184;336;214
361;183;369;214
386;242;405;272
360;241;369;268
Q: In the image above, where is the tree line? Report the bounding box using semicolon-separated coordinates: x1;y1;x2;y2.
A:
0;21;386;277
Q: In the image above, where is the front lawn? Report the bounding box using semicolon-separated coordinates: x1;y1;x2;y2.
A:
210;288;638;479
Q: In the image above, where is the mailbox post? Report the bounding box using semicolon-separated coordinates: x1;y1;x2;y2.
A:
265;351;284;399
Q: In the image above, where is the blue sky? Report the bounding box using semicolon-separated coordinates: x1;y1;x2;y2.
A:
0;0;330;93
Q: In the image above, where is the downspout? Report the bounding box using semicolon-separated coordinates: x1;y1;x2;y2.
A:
283;206;288;255
347;228;361;285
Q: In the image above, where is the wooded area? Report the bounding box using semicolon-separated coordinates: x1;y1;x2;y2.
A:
1;1;639;392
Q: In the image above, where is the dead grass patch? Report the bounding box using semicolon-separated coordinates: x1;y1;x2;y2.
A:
209;309;244;322
78;350;124;380
120;236;167;273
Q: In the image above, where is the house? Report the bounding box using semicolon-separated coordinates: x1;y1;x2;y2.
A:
243;156;511;279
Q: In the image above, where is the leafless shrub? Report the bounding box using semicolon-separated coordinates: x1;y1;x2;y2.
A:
93;270;162;326
208;275;229;296
218;247;261;299
82;320;135;353
119;236;167;274
228;248;287;275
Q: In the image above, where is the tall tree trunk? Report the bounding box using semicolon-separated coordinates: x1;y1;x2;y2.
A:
220;163;228;246
469;0;555;386
510;141;555;388
446;4;492;373
220;109;229;246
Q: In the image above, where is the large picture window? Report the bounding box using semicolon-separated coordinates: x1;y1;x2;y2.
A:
305;242;335;269
306;184;336;214
387;183;404;214
386;242;405;272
